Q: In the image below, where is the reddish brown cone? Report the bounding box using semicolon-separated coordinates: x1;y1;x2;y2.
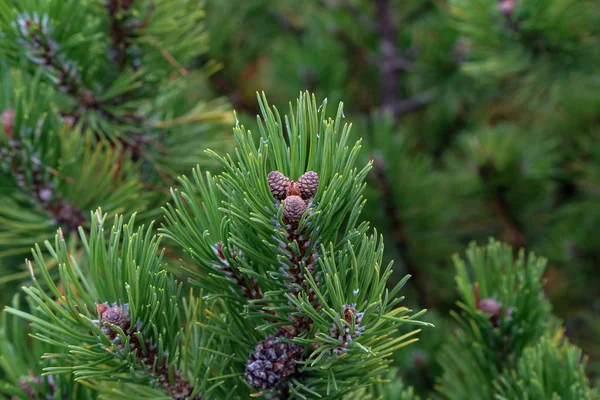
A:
297;171;319;200
268;171;290;201
283;195;307;224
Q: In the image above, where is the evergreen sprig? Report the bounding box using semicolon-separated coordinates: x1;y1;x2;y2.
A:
2;211;226;399
436;239;592;400
162;92;431;398
495;331;598;400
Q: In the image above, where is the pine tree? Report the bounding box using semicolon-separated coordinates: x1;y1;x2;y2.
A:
0;0;233;288
1;92;431;399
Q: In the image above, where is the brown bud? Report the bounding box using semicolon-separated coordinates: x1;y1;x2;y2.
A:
283;195;307;224
96;303;108;316
287;181;301;197
268;171;290;201
297;171;319;200
2;109;15;139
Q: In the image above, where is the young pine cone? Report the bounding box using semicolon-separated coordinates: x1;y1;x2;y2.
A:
268;171;290;201
283;195;307;224
100;304;130;339
297;171;319;200
244;334;304;390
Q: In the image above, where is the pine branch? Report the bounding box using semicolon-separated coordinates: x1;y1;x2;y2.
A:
17;15;82;98
1;125;86;233
16;13;137;126
97;304;196;400
106;0;143;72
269;171;322;335
391;92;434;117
214;242;262;301
162;92;430;398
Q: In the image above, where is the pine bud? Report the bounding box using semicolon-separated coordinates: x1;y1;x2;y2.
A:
498;0;516;19
297;171;319;200
2;109;15;139
244;334;304;390
268;171;290;201
478;298;502;317
101;305;130;338
283;195;307;224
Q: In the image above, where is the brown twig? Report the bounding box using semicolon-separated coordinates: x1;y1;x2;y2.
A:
391;92;434;117
215;242;263;301
106;0;143;72
375;0;399;113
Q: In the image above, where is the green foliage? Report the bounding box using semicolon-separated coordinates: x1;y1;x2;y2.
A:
448;0;600;110
436;240;594;400
0;0;232;284
2;212;226;399
1;92;429;399
1;0;599;396
345;368;420;400
0;295;98;399
495;332;598;400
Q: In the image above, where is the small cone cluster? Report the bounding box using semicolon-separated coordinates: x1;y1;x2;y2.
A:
267;170;319;225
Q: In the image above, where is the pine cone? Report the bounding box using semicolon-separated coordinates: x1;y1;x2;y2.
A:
268;171;290;201
245;334;304;390
283;195;307;224
297;171;319;200
101;305;130;339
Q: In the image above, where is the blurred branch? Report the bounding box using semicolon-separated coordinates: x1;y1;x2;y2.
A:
479;162;527;249
391;91;434;117
375;0;398;113
106;0;142;72
371;153;430;308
